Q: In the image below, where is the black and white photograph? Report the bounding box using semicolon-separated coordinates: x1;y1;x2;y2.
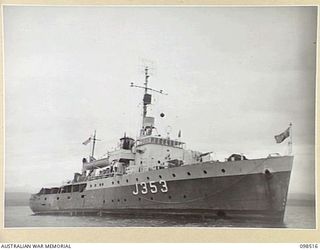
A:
3;5;316;229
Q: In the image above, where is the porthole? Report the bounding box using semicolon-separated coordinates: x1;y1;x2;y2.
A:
147;177;150;180
112;200;114;202
94;184;97;187
150;197;154;200
221;169;226;173
117;181;120;184
112;181;114;185
168;195;172;199
126;179;129;183
90;185;92;188
264;169;273;179
172;173;176;177
57;197;60;200
183;195;187;199
136;178;139;182
117;199;120;202
138;197;141;201
159;175;162;179
203;170;207;174
124;198;127;202
158;160;161;164
81;195;85;198
44;197;47;200
67;196;71;199
103;200;106;204
187;172;191;176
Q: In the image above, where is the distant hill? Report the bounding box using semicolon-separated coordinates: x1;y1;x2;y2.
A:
5;192;30;206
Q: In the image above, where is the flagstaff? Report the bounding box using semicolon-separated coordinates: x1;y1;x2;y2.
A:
288;122;293;155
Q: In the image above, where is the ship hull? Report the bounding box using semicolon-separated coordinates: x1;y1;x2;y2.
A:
30;156;293;223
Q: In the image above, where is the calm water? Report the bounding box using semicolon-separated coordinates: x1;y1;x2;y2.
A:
5;205;316;228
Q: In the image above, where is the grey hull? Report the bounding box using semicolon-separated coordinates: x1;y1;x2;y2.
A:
30;156;293;222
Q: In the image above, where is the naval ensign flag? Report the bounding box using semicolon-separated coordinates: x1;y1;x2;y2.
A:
274;127;290;143
82;137;92;145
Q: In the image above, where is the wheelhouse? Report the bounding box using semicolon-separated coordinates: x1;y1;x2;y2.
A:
136;136;184;148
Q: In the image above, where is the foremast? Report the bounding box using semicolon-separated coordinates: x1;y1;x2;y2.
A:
130;67;167;137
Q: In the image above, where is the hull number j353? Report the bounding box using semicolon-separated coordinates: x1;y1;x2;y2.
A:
132;180;168;195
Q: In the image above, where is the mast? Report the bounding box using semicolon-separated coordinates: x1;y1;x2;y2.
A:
130;66;167;136
143;67;149;119
91;130;96;160
82;130;100;161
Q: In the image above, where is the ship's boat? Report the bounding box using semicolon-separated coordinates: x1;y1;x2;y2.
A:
29;67;294;222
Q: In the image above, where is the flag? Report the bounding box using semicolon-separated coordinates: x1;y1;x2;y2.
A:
274;127;290;143
82;137;91;145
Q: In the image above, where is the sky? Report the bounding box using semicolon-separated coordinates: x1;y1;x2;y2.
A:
3;6;317;196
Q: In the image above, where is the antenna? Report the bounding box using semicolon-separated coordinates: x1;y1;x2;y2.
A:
138;58;157;76
130;66;167;136
130;67;167;96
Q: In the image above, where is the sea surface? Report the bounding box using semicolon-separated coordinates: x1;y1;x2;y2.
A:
4;204;316;228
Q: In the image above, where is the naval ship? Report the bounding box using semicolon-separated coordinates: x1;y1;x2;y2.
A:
30;67;294;222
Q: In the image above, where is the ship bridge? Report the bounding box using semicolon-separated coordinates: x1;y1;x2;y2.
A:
136;136;185;148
